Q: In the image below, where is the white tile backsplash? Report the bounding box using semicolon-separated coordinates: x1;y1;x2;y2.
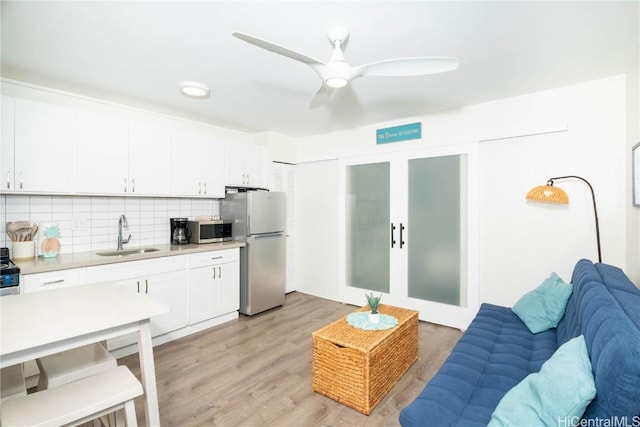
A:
0;195;220;255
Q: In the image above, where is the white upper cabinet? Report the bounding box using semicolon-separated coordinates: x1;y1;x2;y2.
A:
1;97;15;192
225;139;267;188
75;112;173;196
129;120;172;196
2;91;229;198
2;97;75;194
75;111;129;194
173;129;225;198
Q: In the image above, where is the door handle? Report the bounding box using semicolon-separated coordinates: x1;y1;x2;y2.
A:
391;223;397;248
400;223;405;248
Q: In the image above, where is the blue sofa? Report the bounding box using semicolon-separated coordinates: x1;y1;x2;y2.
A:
399;259;640;426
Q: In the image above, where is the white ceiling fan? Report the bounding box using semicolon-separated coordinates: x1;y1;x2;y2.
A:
232;25;459;109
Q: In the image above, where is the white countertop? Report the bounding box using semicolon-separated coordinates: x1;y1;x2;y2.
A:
14;242;245;275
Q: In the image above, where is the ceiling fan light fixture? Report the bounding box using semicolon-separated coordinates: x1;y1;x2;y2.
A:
179;81;210;98
325;77;348;88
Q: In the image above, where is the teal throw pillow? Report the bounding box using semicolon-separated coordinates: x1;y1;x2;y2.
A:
488;335;596;427
512;272;572;333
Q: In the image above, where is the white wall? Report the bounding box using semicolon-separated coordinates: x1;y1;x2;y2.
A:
295;75;630;307
294;159;340;300
252;131;298;164
626;51;640;284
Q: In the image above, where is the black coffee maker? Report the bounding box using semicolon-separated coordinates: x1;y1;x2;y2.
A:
170;218;191;245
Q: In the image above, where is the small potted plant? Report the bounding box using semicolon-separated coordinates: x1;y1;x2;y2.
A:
365;293;382;324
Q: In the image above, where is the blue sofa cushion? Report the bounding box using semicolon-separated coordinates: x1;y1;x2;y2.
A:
557;260;640;420
399;303;557;427
488;335;596;426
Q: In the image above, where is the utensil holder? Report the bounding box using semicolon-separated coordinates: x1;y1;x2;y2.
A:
12;241;35;260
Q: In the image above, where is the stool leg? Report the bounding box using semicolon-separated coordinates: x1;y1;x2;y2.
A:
123;400;138;427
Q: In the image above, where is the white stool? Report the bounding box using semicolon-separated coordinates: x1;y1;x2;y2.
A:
0;364;27;402
36;342;117;390
0;365;142;427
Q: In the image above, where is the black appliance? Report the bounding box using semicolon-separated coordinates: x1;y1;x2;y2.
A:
170;218;191;245
186;220;232;244
1;247;20;296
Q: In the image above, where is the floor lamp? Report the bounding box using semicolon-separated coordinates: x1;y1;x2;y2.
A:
525;175;602;263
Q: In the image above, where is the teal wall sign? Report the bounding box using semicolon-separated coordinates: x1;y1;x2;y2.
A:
376;122;422;144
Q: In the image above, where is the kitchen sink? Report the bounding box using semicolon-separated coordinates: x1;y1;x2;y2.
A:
96;247;161;257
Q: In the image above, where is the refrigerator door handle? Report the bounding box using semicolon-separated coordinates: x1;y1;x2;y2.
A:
250;232;283;239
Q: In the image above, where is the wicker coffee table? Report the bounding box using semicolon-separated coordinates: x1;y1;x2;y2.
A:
311;304;418;415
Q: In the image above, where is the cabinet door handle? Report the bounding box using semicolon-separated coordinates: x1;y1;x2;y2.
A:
399;223;405;248
6;171;10;189
145;279;149;294
246;174;250;184
391;223;397;248
218;266;221;278
42;279;65;286
198;182;202;195
131;178;135;193
19;173;23;190
204;182;207;195
137;280;140;293
124;177;128;193
213;266;216;279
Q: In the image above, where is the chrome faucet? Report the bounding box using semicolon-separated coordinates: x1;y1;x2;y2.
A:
117;214;131;250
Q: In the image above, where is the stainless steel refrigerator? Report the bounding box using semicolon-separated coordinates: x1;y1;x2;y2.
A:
221;190;286;315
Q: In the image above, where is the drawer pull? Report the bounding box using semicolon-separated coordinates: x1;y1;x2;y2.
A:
43;279;65;286
211;256;223;260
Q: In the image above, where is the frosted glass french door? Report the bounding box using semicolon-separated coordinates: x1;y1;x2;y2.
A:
341;146;478;329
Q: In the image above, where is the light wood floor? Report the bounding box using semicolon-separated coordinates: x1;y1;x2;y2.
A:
119;291;462;427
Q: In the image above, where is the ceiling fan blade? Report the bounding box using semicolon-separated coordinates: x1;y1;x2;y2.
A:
232;32;324;66
309;85;335;109
353;57;459;78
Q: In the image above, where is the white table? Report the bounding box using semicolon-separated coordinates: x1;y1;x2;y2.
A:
0;282;170;426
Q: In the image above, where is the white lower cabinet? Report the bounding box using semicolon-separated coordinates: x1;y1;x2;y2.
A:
18;248;241;359
85;256;188;350
21;268;86;293
188;248;240;325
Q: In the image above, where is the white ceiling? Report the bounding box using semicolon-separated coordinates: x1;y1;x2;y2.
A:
1;1;638;138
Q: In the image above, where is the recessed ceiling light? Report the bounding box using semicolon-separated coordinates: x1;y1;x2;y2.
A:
179;81;210;98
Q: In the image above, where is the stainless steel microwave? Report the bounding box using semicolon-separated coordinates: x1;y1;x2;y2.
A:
186;220;232;244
